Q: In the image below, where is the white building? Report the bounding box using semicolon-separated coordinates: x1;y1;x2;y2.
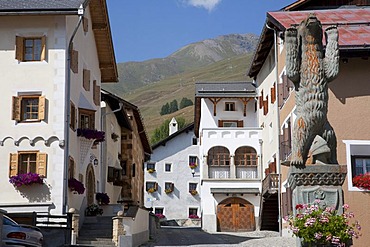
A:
0;0;118;217
194;82;262;232
144;119;201;221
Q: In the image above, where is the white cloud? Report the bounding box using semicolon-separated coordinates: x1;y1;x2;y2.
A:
185;0;222;12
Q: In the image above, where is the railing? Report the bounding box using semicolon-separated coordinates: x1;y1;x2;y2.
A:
236;167;258;179
209;167;230;179
262;174;279;196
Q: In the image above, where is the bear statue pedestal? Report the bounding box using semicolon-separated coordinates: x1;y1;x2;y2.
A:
287;162;347;215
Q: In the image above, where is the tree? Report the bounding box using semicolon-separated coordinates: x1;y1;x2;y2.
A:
169;99;178;113
150;117;187;144
160;102;170;115
179;97;193;109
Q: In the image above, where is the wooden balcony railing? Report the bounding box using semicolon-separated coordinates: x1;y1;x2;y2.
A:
262;173;279;196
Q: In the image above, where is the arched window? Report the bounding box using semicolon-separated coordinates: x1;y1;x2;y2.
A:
235;146;258;179
208;146;230;166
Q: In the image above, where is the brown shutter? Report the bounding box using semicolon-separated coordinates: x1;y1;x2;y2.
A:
40;35;46;61
36;153;47;177
271;83;276;104
15;36;24;61
263;96;268;115
218;120;223;127
70;102;76;130
278;83;284;107
70;48;78;73
9;153;18;177
93;80;100;106
259;90;263;109
83;69;91;91
38;96;46;121
83;17;89;33
12;96;21;121
237;120;243;127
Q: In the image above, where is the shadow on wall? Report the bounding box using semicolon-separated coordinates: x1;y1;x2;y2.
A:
15;183;51;202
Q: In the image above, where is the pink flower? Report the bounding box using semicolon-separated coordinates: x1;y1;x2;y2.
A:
343;204;349;210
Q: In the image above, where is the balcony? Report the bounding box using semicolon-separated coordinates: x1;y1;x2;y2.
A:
262;174;279;197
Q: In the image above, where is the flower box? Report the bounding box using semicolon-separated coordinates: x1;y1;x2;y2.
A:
353;173;370;190
164;188;173;194
189;162;197;169
155;213;165;219
77;128;105;143
189;214;199;219
96;192;110;205
147;187;157;193
9;173;44;187
68;178;85;194
286;200;361;246
189;190;198;195
147;168;156;173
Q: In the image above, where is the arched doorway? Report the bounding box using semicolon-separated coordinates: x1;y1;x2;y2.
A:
217;197;255;232
86;164;95;206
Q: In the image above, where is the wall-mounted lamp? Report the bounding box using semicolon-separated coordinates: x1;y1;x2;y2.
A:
191;168;195;177
93;158;98;166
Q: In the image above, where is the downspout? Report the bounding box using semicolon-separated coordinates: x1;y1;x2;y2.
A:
266;22;282;236
63;4;85;215
100;102;124;193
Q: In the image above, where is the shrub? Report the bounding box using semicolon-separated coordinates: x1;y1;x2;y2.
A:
85;204;103;216
96;192;110;205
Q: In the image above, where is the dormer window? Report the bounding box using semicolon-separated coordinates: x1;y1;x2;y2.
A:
225;102;235;111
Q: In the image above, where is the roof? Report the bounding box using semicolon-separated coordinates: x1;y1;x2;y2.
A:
282;0;370;11
152;123;195;150
0;0;118;83
248;7;370;78
195;81;257;98
194;81;256;138
101;89;152;154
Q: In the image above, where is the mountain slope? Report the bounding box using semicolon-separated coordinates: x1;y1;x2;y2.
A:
104;33;258;94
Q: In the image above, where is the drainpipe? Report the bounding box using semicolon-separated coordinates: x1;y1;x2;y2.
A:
266;22;282;236
100;102;124;193
63;4;85;215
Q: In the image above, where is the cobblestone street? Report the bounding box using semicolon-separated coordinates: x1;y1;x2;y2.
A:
141;227;295;247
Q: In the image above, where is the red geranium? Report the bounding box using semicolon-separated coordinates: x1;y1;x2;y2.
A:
353;173;370;190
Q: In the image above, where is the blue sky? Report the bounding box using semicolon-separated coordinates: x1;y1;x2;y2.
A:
107;0;293;62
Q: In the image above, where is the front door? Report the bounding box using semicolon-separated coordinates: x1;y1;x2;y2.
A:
86;164;95;206
217;197;255;232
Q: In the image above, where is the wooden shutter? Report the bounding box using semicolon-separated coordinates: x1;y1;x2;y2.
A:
70;102;76;130
237;120;243;127
38;96;46;121
83;17;89;33
40;36;46;61
15;36;24;61
70;47;78;73
259;90;263;109
263;96;268;115
83;69;90;91
218;120;223;127
271;83;276;104
9;153;18;177
12;96;21;121
93;80;100;106
36;153;47;177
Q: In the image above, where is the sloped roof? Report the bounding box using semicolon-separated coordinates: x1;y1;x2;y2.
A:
0;0;118;83
152;123;195;150
248;7;370;78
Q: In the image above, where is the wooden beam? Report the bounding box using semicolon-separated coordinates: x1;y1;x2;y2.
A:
240;98;252;117
209;98;221;116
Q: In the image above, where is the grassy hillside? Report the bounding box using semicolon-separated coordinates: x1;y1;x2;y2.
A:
116;53;254;141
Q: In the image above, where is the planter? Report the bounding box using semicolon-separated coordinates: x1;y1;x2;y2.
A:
147;169;156;173
165;189;173;194
189;190;198;195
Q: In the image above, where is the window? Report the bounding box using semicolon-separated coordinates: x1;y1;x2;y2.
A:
121;160;127;176
218;120;243;128
16;36;46;62
146;182;158;191
107;166;122;185
192;137;197;145
79;109;95;129
165;163;172;172
9;151;47;177
352;156;370;177
12;95;46;122
132;163;136;177
147;162;156;171
189;183;197;191
189;156;197;167
154;207;164;215
165;182;174;191
225;102;235;111
188;208;198;217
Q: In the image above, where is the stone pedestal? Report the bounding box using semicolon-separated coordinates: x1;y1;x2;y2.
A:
287;162;347;214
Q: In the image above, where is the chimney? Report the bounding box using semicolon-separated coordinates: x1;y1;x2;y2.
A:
169;117;178;136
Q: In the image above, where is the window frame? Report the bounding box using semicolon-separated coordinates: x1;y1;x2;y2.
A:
16;35;46;62
189;182;197;191
164;163;172;172
224;102;235;111
78;108;95;130
12;95;46;123
188;207;199;218
9;151;47;178
147;162;156;171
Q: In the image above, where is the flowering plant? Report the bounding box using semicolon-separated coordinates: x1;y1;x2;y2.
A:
189;162;197;169
286;201;361;246
85;204;103;216
189;214;199;219
164;188;173;194
189;190;198;195
147;187;156;193
155;213;165;219
77;128;105;142
9;172;44;187
68;178;85;194
96;192;110;205
147;168;156;173
353;173;370;190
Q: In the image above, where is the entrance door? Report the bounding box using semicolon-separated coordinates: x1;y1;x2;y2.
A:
86;164;95;206
217;197;255;232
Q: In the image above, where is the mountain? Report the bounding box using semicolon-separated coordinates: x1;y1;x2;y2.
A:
104;33;258;94
102;33;258;143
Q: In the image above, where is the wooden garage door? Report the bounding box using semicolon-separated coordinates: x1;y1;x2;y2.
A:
217;197;255;232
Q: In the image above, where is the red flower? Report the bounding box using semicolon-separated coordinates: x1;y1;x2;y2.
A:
296;204;304;210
